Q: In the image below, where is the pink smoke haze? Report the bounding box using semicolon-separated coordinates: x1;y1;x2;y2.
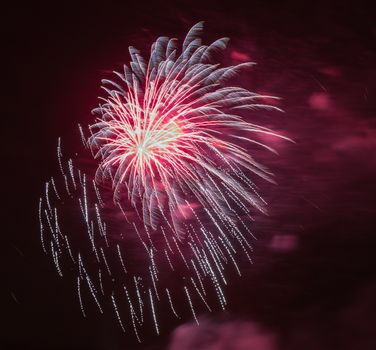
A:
230;50;251;62
169;319;277;350
270;234;298;252
308;92;332;110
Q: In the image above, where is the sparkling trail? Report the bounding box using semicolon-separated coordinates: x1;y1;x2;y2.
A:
149;289;159;335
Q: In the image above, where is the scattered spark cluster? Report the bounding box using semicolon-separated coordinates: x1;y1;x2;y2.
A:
39;22;287;341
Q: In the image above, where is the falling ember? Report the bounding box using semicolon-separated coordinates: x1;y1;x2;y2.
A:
39;22;289;340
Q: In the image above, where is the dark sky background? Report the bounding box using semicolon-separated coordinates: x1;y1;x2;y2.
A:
3;0;376;349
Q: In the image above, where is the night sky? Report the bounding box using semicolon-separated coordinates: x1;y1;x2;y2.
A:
4;1;376;349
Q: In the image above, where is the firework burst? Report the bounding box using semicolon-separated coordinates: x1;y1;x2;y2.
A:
39;22;288;340
90;21;284;236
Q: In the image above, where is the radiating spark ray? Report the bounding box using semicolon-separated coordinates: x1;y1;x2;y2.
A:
68;159;77;190
124;286;141;343
149;266;160;301
164;249;175;271
100;247;112;276
190;277;211;312
166;288;180;318
77;276;86;318
184;286;199;325
149;288;159;335
85;274;103;314
111;293;126;332
38;198;46;253
50;177;60;199
116;244;127;274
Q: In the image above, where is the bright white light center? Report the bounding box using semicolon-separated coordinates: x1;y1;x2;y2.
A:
134;120;181;161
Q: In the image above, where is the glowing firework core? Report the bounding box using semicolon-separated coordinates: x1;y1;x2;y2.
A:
133;116;182;168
